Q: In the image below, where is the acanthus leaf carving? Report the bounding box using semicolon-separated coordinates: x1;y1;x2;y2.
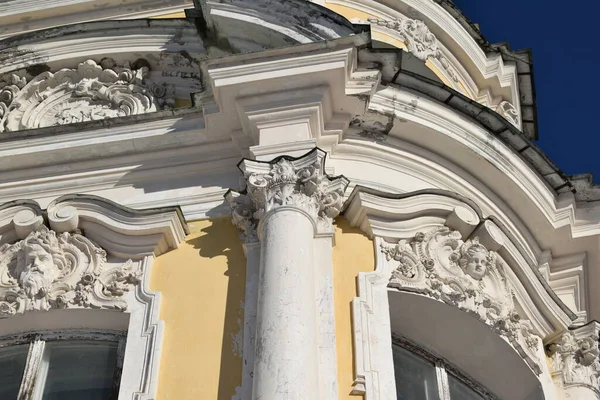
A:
0;225;139;316
383;226;542;374
0;58;173;132
368;17;459;82
226;149;349;241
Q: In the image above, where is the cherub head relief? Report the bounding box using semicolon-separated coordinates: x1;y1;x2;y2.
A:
457;238;494;280
13;229;68;298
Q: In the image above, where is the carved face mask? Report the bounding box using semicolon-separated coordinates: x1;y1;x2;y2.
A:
465;250;487;280
19;245;58;297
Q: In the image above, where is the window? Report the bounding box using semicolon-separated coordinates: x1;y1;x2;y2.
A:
0;330;125;400
392;337;496;400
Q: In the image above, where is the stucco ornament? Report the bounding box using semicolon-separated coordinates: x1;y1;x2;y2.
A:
382;226;542;374
368;17;459;82
0;225;139;316
496;100;520;127
548;323;600;397
0;58;171;132
225;149;349;241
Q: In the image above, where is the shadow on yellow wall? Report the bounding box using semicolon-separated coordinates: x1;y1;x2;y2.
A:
151;217;245;400
151;216;374;399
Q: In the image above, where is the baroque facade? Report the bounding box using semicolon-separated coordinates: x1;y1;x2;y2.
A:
0;0;598;399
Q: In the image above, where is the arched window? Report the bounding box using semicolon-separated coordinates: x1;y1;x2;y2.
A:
392;336;496;400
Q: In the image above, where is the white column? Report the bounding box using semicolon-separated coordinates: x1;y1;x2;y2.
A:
226;148;348;400
254;208;318;398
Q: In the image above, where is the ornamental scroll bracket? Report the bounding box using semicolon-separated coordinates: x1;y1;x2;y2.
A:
368;17;459;83
225;148;349;242
368;17;521;128
0;206;139;318
0;58;173;132
382;226;543;375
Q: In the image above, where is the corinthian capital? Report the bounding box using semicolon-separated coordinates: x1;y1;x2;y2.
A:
225;149;349;241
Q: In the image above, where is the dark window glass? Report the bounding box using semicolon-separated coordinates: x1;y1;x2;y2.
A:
448;373;484;400
0;345;28;399
36;341;119;400
393;344;439;400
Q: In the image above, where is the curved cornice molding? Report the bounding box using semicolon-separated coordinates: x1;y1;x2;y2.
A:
365;84;600;237
320;0;524;123
0;194;188;258
0;20;204;74
0;0;193;40
199;0;363;44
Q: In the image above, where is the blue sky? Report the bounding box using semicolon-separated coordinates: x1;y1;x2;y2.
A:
452;0;599;183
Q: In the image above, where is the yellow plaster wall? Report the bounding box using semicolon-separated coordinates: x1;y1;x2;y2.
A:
149;11;187;19
151;217;246;400
333;219;375;399
151;216;374;399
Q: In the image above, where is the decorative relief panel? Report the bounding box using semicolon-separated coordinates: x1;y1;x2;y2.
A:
226;149;349;241
382;226;542;374
496;101;520;128
548;322;600;397
0;225;138;317
0;58;172;132
368;17;459;82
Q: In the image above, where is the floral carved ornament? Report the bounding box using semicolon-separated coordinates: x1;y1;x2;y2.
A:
0;226;139;317
0;58;172;132
382;226;542;374
548;323;600;396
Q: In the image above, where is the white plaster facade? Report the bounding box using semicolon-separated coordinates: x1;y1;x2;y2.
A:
0;0;599;399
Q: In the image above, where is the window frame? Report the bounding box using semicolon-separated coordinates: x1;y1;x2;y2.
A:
392;334;499;400
0;329;127;400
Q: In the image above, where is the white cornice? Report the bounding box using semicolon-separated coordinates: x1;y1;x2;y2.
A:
0;0;193;40
0;22;204;74
47;195;188;258
322;0;520;112
368;87;600;238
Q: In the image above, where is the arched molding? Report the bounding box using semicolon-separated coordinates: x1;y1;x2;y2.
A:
0;0;193;40
198;0;362;46
359;15;475;101
0;195;187;400
331;138;544;270
318;0;521;119
363;86;599;239
343;188;573;399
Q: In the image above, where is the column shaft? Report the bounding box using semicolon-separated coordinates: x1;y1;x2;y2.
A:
252;208;319;399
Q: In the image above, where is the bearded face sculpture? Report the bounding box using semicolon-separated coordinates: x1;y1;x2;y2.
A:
0;224;142;317
12;230;68;299
16;244;60;297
